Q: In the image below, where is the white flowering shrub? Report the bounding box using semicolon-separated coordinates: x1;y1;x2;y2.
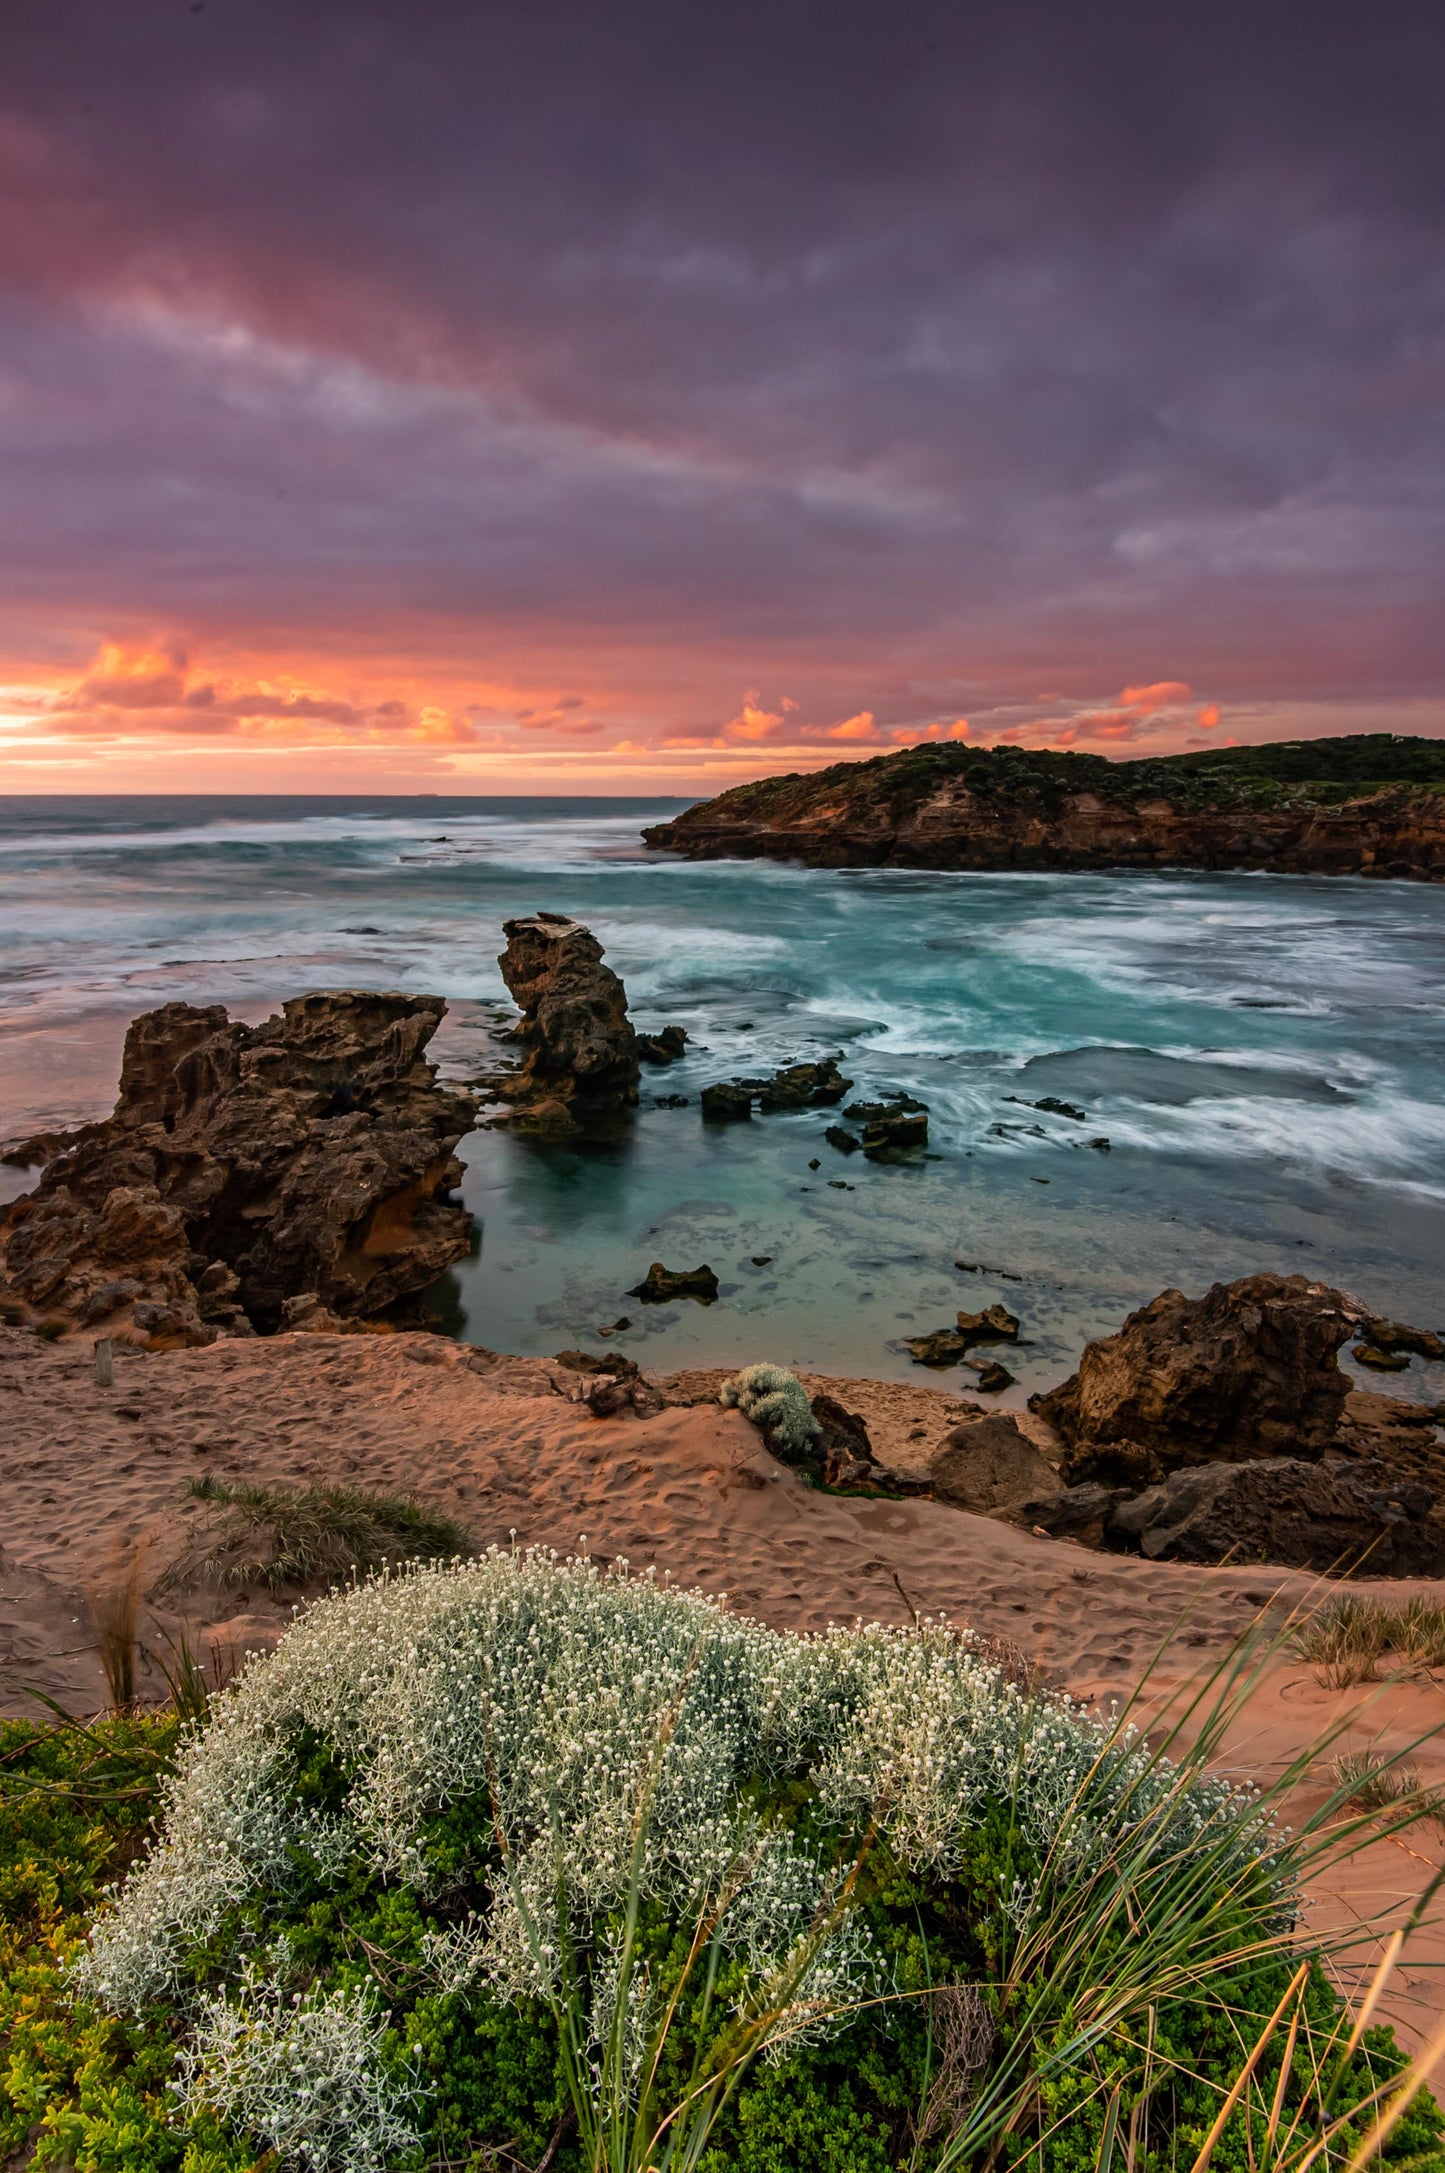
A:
720;1362;821;1458
73;1550;1293;2171
171;1970;420;2172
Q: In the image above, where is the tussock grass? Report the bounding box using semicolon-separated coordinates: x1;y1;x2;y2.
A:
85;1546;145;1713
165;1474;469;1594
1296;1597;1445;1687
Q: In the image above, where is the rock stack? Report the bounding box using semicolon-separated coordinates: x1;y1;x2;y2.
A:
495;914;642;1136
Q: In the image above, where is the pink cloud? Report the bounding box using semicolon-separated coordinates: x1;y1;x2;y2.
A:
1197;702;1221;728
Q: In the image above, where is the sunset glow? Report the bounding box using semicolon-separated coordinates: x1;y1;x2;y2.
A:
0;3;1440;793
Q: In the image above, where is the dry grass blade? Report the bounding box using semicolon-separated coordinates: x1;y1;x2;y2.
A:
1333;1750;1445;1835
86;1543;145;1712
913;1983;997;2152
164;1475;470;1595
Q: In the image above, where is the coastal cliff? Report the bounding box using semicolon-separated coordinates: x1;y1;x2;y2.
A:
642;734;1445;878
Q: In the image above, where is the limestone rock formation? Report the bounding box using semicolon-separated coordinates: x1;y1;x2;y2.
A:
1035;1272;1367;1487
0;993;475;1344
1109;1457;1445;1576
495;914;640;1134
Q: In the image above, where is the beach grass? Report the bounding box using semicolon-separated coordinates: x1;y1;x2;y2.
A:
165;1473;470;1593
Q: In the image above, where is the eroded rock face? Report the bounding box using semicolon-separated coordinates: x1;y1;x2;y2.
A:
1035;1273;1367;1487
1110;1457;1445;1576
496;914;639;1134
0;993;475;1343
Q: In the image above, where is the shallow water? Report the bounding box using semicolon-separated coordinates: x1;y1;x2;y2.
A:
1;793;1442;1409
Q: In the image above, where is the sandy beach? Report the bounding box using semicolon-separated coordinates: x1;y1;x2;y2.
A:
5;1322;1444;2046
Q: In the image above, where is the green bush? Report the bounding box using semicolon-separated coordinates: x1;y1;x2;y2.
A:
5;1558;1441;2172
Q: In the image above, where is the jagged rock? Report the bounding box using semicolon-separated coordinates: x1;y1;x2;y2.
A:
906;1328;972;1367
1035;1273;1367;1488
1363;1318;1445;1361
808;1393;886;1488
956;1303;1020;1345
1109;1456;1445;1575
0;993;475;1343
845;1094;928;1120
862;1110;929;1157
629;1261;720;1304
1334;1391;1445;1488
637;1026;689;1066
1005;1095;1086;1120
653;1094;690;1109
701;1082;753;1121
756;1059;852;1110
1353;1344;1410;1372
825;1124;860;1154
495;914;640;1131
967;1359;1017;1392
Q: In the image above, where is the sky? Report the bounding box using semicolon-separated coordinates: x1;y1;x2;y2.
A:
0;0;1442;794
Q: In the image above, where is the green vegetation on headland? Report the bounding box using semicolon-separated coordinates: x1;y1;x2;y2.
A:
4;1553;1442;2173
642;733;1445;876
692;734;1445;823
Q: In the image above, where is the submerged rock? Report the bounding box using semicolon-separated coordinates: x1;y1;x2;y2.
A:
495;914;640;1133
0;993;475;1342
629;1261;720;1305
905;1327;972;1367
1363;1318;1445;1362
1110;1456;1445;1575
824;1124;860;1154
1035;1272;1367;1488
1353;1344;1410;1372
967;1359;1017;1392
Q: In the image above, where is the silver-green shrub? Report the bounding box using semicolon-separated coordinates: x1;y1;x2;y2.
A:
719;1363;821;1458
171;1970;419;2173
75;1550;1288;2154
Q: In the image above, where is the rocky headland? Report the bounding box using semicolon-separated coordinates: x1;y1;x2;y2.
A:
642;733;1445;877
0;992;475;1345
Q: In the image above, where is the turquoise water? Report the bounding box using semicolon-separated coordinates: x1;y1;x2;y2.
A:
1;794;1442;1408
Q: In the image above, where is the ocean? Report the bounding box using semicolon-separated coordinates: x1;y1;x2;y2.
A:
1;793;1442;1409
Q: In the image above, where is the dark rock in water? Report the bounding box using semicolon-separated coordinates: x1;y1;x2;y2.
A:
1364;1318;1445;1361
808;1158;821;1170
0;993;475;1343
1004;1095;1087;1121
968;1359;1017;1392
637;1025;689;1065
700;1082;753;1121
906;1327;971;1367
750;1254;773;1266
1109;1456;1445;1575
1085;1137;1112;1152
554;1347;641;1378
1353;1343;1411;1372
496;914;640;1134
845;1094;928;1121
1035;1272;1367;1488
653;1094;690;1108
756;1059;852;1110
825;1124;860;1154
956;1303;1020;1345
629;1261;720;1304
597;1316;633;1336
862;1110;929;1157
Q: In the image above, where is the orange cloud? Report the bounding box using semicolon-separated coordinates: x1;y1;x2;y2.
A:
1197;702;1221;729
822;709;879;741
724;701;789;741
893;717;970;744
1119;680;1191;708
